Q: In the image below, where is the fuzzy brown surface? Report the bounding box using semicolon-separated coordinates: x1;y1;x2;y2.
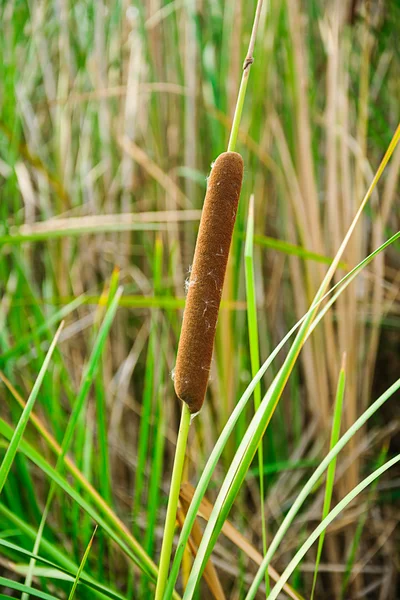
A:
174;152;244;413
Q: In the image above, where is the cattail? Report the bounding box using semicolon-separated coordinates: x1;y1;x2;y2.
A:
156;5;261;595
174;151;244;413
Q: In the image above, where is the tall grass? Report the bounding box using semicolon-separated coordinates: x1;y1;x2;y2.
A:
0;1;399;598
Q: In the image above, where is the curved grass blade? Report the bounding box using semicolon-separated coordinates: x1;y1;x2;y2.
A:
340;445;388;598
179;482;303;600
244;378;400;599
0;295;85;365
266;454;400;600
0;578;59;600
0;516;126;600
310;355;346;599
0;383;181;599
22;287;123;599
68;526;97;600
252;233;347;268
0;537;124;600
164;229;400;599
0;418;151;573
0;503;93;583
0;322;63;495
0;419;182;599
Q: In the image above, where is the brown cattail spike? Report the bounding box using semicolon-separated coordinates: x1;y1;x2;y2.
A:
174;152;244;413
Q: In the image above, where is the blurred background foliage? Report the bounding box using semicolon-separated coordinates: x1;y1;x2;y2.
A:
0;0;399;598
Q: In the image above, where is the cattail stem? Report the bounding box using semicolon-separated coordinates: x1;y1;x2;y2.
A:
227;0;264;152
156;2;264;597
155;402;191;600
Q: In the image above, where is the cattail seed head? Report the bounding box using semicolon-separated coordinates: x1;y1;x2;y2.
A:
174;151;244;413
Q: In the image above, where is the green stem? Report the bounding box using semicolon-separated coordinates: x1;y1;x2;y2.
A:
155;402;191;600
227;0;264;152
227;70;250;152
244;195;269;595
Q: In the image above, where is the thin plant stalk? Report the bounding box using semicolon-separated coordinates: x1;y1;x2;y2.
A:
310;354;346;599
155;403;191;599
67;526;98;600
245;194;269;595
228;0;264;152
155;2;264;598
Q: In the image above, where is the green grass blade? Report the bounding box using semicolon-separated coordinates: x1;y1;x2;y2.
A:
0;407;180;598
0;222;165;246
0;578;59;600
252;233;347;268
133;238;161;594
310;355;346;600
247;458;319;476
60;285;123;458
141;237;167;595
22;286;123;599
164;229;400;599
0;503;92;581
0;538;125;600
68;526;97;600
0;395;180;597
0;322;63;494
95;374;112;504
244;195;261;413
340;445;388;598
95;268;120;507
0;294;85;364
180;124;400;599
144;402;165;558
0;418;158;582
245;378;400;599
266;454;400;600
133;326;156;534
244;194;268;594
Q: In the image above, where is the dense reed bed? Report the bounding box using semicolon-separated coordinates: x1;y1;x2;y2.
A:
0;1;399;599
